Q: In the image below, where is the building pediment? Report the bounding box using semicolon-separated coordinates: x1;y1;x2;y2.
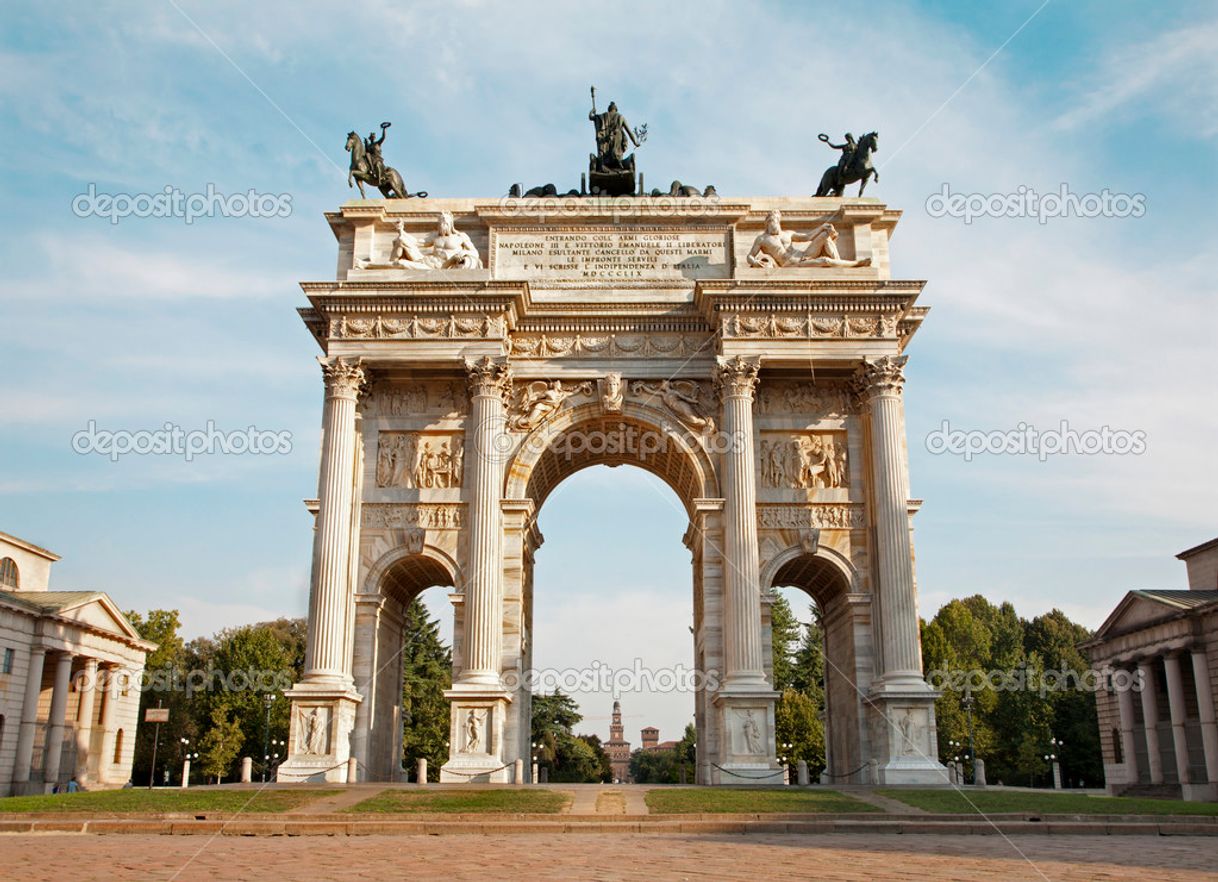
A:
1091;589;1218;643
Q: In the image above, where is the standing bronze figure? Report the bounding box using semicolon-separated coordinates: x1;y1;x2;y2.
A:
587;87;647;196
814;131;879;197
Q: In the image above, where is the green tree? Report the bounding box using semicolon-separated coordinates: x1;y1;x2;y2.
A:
197;705;244;784
775;687;825;774
529;691;604;782
629;746;681;783
769;592;802;692
125;609;194;786
401;599;452;782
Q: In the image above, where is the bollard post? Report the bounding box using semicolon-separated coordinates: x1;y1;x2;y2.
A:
973;757;987;787
347;756;358;784
240;756;253;784
181;759;191;789
417;757;427;786
532;762;539;783
797;760;809;786
514;758;524;784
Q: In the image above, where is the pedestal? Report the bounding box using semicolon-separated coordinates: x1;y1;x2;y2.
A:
276;687;362;783
710;688;783;784
867;688;950;785
439;688;513;783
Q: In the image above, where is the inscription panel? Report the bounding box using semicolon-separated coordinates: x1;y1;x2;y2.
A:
493;226;729;281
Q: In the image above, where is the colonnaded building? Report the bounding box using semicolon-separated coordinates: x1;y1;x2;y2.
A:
276;186;948;786
0;531;151;795
1084;537;1218;801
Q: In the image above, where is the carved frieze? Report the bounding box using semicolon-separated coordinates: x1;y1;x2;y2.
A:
361;503;464;530
364;381;468;417
330;314;504;340
726;312;898;340
756;382;856;418
509;332;713;359
376;432;463;489
756;504;864;530
760;432;848;490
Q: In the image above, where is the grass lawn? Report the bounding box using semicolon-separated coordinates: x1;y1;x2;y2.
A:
877;788;1218;816
0;787;338;814
348;788;570;814
645;788;880;814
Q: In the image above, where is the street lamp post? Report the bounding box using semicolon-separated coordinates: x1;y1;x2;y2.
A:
261;693;277;783
961;692;976;783
1047;737;1065;789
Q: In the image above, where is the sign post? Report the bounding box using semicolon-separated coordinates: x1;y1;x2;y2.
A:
145;703;169;789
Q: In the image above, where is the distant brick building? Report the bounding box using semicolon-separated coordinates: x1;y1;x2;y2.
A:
640;726;659;750
605;701;631;783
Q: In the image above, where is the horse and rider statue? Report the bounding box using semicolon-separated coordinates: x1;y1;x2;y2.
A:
345;122;427;199
814;131;879;197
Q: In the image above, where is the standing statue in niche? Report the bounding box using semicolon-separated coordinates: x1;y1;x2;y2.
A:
464;709;482;753
747;211;871;268
742;710;763;754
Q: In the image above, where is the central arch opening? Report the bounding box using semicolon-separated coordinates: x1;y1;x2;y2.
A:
530;464;695;783
507;404;719;783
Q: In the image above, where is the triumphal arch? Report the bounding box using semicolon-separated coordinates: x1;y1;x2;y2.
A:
276;179;946;785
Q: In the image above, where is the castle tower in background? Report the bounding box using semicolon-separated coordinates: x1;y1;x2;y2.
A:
605;701;632;783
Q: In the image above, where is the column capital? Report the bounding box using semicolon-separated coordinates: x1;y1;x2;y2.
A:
715;355;761;399
464;356;512;401
319;356;365;400
853;355;908;400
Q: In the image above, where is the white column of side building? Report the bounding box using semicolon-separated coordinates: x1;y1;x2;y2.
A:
41;652;75;786
11;648;46;789
716;356;768;688
1137;658;1165;784
73;657;99;782
1163;653;1192;786
1115;672;1141;783
1191;649;1218;789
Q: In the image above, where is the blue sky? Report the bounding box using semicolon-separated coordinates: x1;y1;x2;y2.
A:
1;1;1215;742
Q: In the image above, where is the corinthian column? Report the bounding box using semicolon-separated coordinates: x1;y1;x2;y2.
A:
855;356;924;687
459;356;512;687
716;355;767;689
302;357;365;685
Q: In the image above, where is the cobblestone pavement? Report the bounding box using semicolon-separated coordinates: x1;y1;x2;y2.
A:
1;833;1216;881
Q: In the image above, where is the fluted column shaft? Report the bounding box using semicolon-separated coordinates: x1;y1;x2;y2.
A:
1191;650;1218;785
303;358;364;683
1116;675;1140;783
12;648;46;785
74;658;99;782
460;357;511;686
717;356;766;686
1138;658;1164;784
42;652;75;785
856;357;922;682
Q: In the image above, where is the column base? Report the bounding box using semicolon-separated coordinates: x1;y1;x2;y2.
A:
1182;783;1218;802
710;688;782;785
277;685;362;784
866;687;950;786
440;688;513;783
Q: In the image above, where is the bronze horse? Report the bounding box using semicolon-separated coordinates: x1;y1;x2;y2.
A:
345;131;423;199
815;131;879;198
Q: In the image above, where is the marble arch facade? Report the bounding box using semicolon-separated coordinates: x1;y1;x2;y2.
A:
277;196;947;786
